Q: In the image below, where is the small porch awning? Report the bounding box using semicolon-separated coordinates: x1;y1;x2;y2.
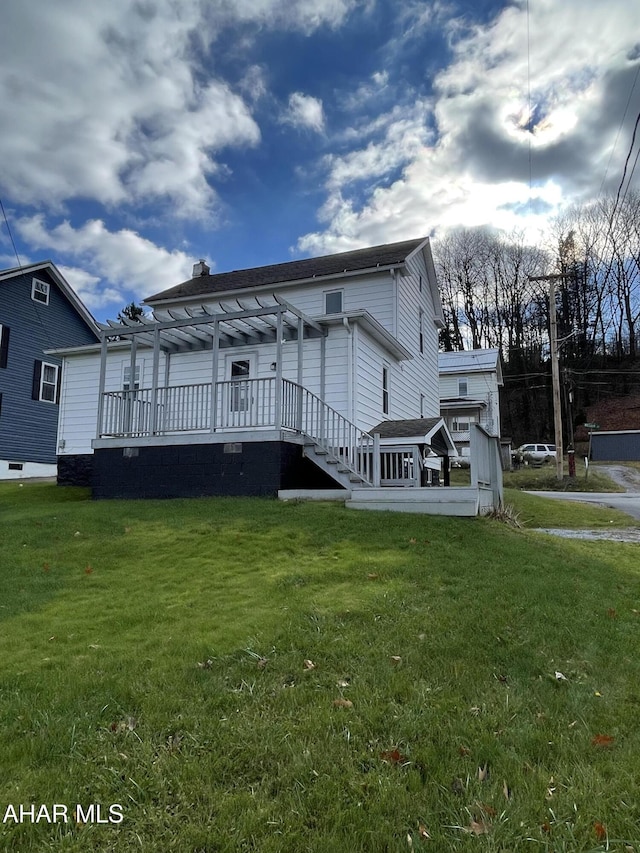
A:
440;397;487;412
369;417;458;457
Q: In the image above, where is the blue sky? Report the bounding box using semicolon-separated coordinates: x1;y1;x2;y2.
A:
1;0;639;322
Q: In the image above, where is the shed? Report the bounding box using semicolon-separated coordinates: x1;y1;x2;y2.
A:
590;430;640;461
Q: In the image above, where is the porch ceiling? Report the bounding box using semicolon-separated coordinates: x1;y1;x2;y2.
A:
98;294;325;352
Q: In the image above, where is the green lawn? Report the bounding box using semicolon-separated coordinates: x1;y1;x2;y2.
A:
1;482;640;851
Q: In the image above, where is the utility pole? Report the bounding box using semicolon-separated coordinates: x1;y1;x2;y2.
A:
529;274;569;482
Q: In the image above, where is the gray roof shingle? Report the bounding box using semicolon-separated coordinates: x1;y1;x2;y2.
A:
146;238;425;303
370;417;442;438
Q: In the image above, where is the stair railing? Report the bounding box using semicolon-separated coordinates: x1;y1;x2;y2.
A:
281;379;375;485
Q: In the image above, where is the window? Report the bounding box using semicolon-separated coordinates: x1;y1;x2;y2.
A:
458;378;468;396
420;393;425;418
419;274;423;292
0;324;9;368
123;364;141;391
419;309;424;354
382;365;389;415
31;279;50;305
230;359;251;412
32;360;60;403
325;290;343;314
452;419;470;432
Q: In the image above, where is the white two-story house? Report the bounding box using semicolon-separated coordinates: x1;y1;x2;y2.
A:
51;238;461;499
438;348;503;463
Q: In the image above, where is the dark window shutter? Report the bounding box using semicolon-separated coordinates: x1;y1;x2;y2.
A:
0;325;9;368
0;393;3;417
32;360;42;400
55;365;62;404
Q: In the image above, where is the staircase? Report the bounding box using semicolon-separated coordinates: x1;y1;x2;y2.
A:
284;382;374;489
302;440;372;490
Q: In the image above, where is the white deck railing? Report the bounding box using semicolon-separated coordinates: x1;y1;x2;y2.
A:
100;379;376;485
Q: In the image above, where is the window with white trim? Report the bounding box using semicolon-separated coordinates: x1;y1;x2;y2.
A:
123;363;142;391
40;362;59;402
324;290;343;314
31;279;50;305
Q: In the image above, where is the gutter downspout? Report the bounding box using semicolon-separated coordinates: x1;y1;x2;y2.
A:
342;316;354;424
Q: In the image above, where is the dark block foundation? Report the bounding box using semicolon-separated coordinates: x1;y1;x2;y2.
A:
57;454;94;487
90;441;342;499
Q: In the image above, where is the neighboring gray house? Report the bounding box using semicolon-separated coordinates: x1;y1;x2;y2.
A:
439;348;503;462
0;261;100;479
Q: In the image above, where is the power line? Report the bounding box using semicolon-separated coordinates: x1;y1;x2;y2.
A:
599;62;640;195
0;196;22;269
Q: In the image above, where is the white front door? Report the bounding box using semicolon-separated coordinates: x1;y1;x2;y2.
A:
225;354;256;426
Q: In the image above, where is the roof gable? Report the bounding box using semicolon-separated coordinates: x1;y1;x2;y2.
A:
145;238;426;304
438;348;502;383
0;261;100;338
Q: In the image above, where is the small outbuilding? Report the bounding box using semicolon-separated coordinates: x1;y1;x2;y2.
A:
590;430;640;462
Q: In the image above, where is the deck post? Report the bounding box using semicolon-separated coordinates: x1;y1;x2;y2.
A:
150;327;160;435
125;334;137;436
96;334;108;438
296;316;304;431
210;318;219;432
373;432;381;487
275;309;283;430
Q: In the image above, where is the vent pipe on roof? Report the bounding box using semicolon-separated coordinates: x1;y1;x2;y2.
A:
192;259;210;277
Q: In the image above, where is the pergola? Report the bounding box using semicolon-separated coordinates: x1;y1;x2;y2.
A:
95;294;326;438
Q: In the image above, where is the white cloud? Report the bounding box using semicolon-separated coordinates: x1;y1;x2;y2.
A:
17;216;193;310
283;92;326;133
0;0;360;218
224;0;360;34
299;0;640;254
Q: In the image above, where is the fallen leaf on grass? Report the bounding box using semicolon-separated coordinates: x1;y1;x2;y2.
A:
409;538;417;544
541;822;551;834
333;698;353;709
110;716;137;733
256;657;268;669
594;821;607;841
554;671;568;681
84;565;93;575
468;819;490;835
390;655;402;665
303;659;316;670
450;777;465;795
367;573;379;580
418;823;430;840
197;659;213;669
591;734;615;748
336;678;350;688
503;780;512;800
381;748;408;765
478;763;489;782
607;608;617;619
458;745;471;757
